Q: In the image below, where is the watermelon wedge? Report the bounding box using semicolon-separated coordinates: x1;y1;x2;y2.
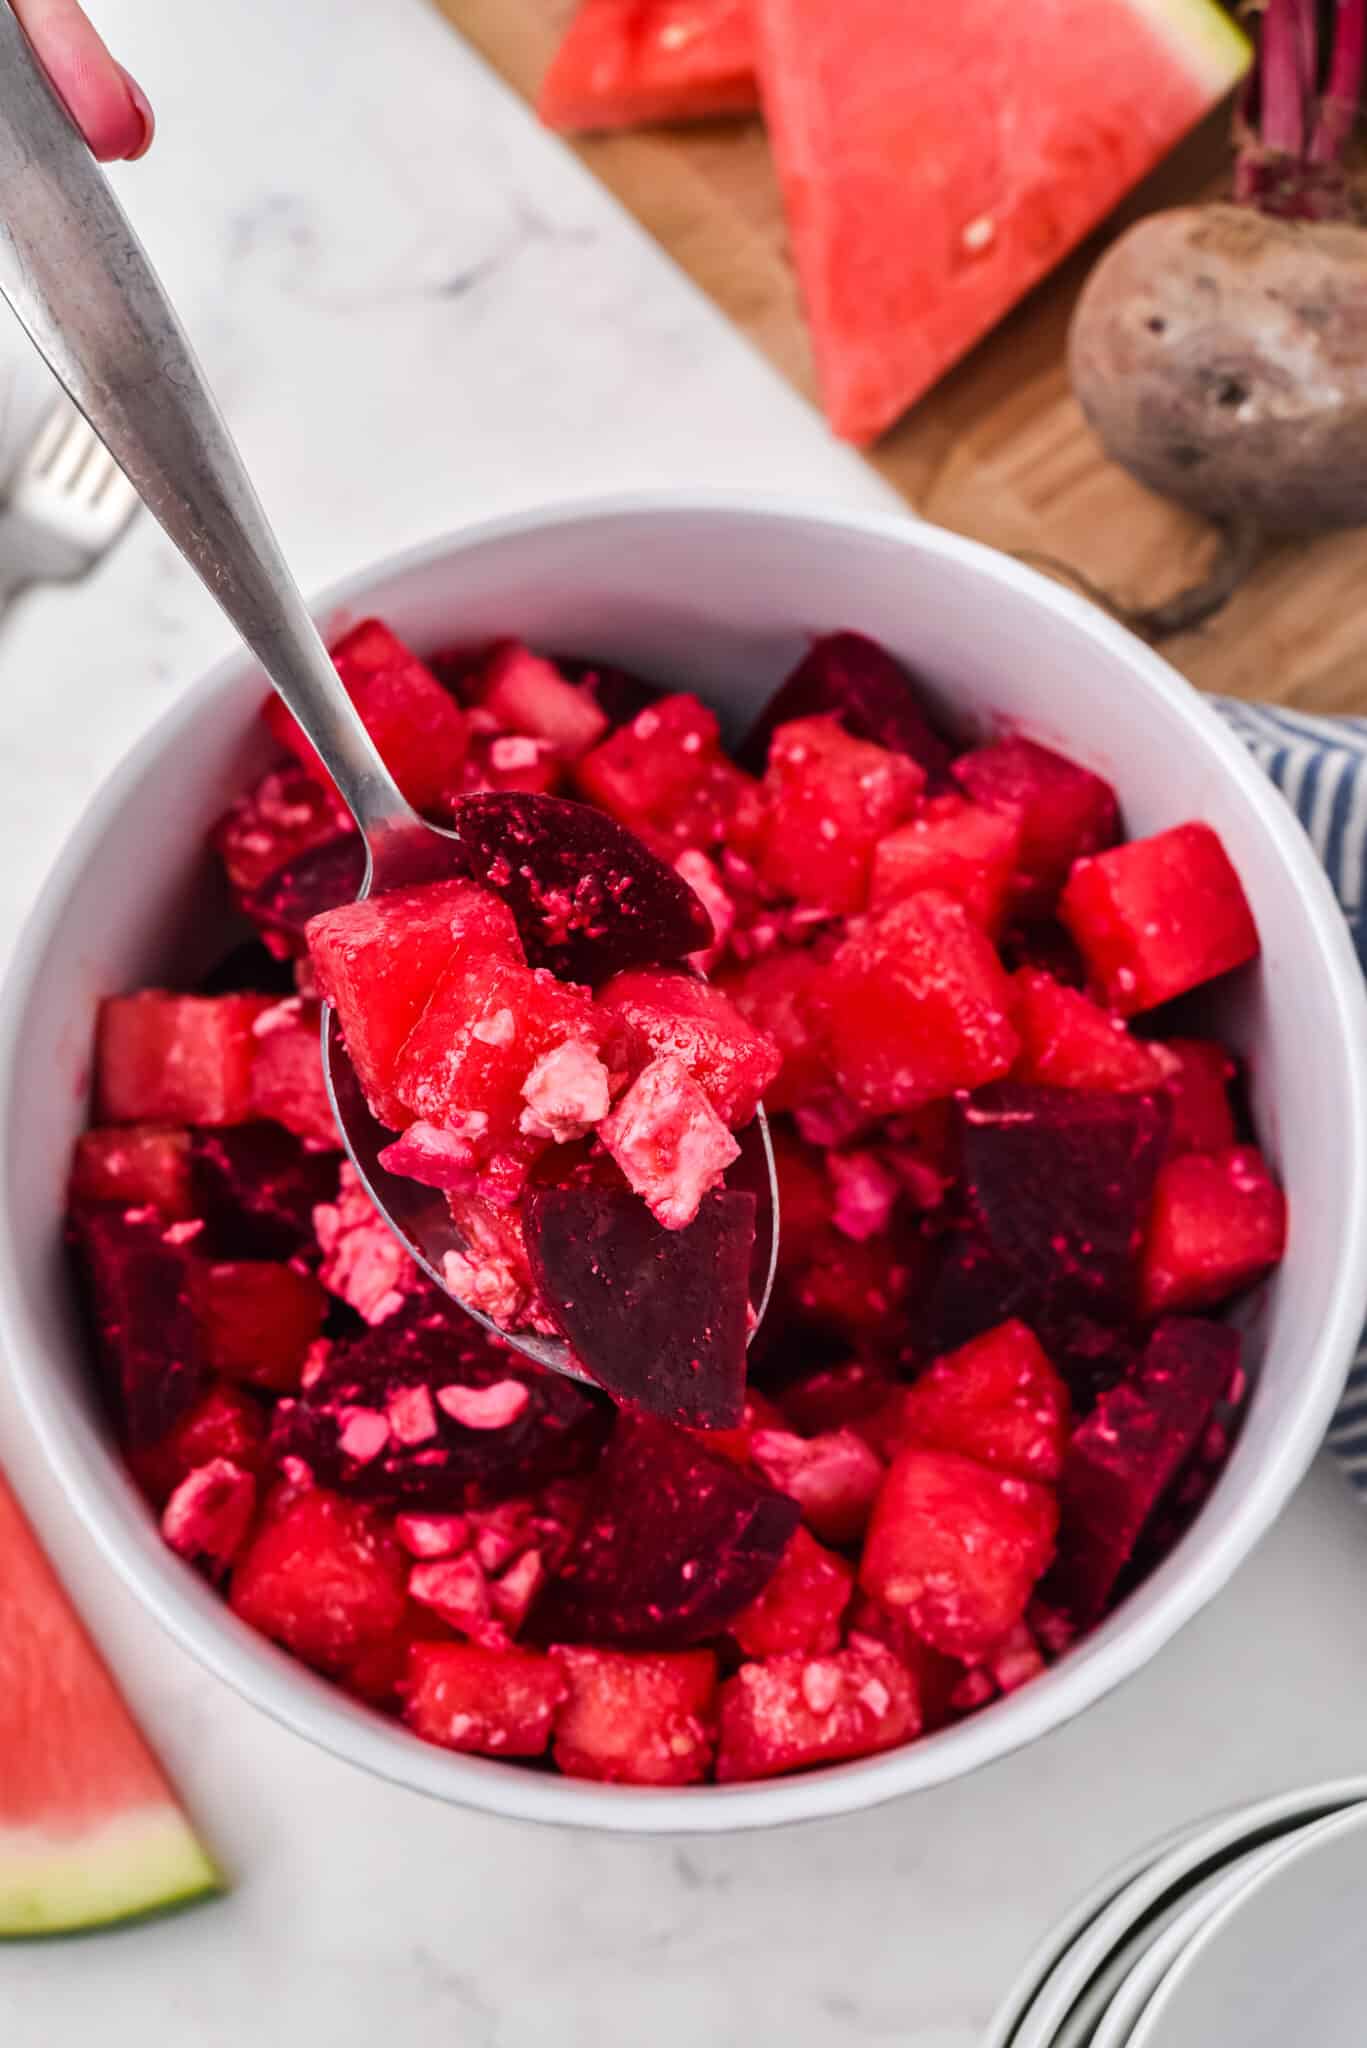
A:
0;1472;221;1936
539;0;758;133
751;0;1250;442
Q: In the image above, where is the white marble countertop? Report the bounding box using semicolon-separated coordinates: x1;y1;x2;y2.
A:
4;3;1367;2042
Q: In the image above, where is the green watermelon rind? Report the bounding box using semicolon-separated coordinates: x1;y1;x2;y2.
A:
0;1806;222;1940
1125;0;1252;91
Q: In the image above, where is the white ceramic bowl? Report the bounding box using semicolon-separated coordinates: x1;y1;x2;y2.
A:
3;495;1365;1835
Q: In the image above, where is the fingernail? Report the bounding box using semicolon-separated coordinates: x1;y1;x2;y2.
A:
118;66;155;160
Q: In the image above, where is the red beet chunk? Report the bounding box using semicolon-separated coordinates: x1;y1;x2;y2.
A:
473;641;610;758
715;949;831;1111
129;1380;268;1507
307;879;522;1126
871;793;1020;934
1061;823;1260;1016
70;1125;193;1220
817;891;1019;1115
958;1082;1172;1327
882;1321;1071;1483
189;1123;340;1260
70;1204;209;1449
860;1447;1058;1661
524;1188;755;1429
1159;1039;1238;1155
739;633;954;785
190;1260;326;1392
213;763;355;898
953;737;1120;912
229;1486;408;1674
270;1296;607;1511
779;1359;896;1436
264;618;468;814
1141;1147;1286;1316
531;1412;800;1647
715;1642;920;1782
241;1000;331;1150
598;967;781;1126
758;716;924;914
442;790;714;983
550;1647;718;1785
241;835;367;959
1011;969;1165;1093
729;1527;853;1658
96;993;273;1126
574;693;751;854
1046;1318;1240;1626
405;1642;567;1757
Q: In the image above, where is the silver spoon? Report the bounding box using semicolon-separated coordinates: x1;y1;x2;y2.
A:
0;2;778;1382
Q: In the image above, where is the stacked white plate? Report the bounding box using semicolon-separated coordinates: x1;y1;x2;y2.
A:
985;1779;1367;2048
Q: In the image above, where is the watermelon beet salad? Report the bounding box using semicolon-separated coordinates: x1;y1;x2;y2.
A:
67;621;1286;1787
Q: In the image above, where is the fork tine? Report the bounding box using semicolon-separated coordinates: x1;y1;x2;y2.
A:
94;466;139;519
80;446;117;499
48;412;100;490
24;402;76;478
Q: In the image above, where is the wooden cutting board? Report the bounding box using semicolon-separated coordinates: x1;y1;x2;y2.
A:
434;0;1367;715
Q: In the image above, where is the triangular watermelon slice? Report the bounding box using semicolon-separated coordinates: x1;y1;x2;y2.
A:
752;0;1250;442
539;0;758;133
0;1472;221;1936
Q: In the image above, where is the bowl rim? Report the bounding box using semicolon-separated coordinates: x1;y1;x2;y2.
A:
3;488;1366;1835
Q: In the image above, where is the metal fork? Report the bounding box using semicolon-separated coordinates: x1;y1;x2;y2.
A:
0;399;138;610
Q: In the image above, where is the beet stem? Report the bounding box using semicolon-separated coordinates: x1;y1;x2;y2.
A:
1260;0;1315;154
1310;0;1366;164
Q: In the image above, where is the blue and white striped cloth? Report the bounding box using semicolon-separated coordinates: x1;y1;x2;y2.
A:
1216;698;1367;1489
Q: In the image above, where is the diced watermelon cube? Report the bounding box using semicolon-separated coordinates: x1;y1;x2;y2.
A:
574;693;750;851
749;1426;885;1545
161;1458;257;1577
1158;1038;1238;1155
549;1647;718;1785
860;1447;1058;1661
1141;1147;1286;1315
871;794;1020;933
307;879;522;1126
816;890;1019;1114
1011;969;1165;1092
1046;1318;1240;1625
714;948;831;1111
729;1526;854;1658
881;1320;1071;1484
473;641;610;757
1061;823;1260;1015
70;1125;193;1219
264;618;468;814
953;738;1120;912
97;993;274;1126
229;1486;408;1672
538;0;758;132
128;1379;269;1506
787;1229;917;1354
715;1643;920;1781
598;967;781;1126
461;730;565;799
70;1203;210;1450
190;1259;326;1392
341;1605;457;1708
247;997;337;1148
404;1642;568;1756
597;1054;741;1230
392;954;604;1191
759;716;924;913
213;763;355;898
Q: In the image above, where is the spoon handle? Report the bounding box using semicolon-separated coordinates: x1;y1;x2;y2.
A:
0;1;414;846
